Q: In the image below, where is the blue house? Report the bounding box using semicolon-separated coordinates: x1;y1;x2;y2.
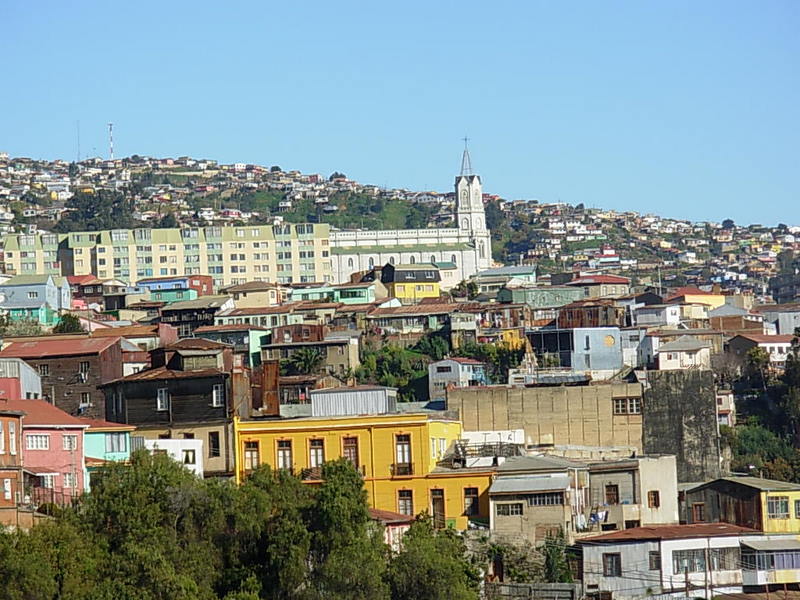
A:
527;327;623;375
80;418;136;484
0;274;71;312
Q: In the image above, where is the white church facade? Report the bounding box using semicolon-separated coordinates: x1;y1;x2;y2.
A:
329;150;494;286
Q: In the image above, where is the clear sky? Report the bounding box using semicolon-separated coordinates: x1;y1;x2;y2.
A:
2;0;798;225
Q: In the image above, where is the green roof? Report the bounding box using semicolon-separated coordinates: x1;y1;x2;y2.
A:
1;274;54;286
702;476;800;492
331;242;472;256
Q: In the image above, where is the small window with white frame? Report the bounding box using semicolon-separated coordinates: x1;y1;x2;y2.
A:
63;434;78;451
156;388;169;412
211;384;225;408
26;434;50;450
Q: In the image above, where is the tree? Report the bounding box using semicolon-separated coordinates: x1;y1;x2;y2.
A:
54;189;137;233
270;165;282;172
452;280;478;300
0;317;44;337
413;332;450;361
284;347;325;376
329;172;347;181
308;459;389;599
157;211;179;228
722;218;735;230
53;313;86;334
541;531;573;583
387;515;479;600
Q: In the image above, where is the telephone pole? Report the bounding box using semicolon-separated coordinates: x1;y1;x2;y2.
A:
108;122;114;160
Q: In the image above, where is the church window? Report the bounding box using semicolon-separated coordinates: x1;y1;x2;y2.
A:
479;242;485;259
462;218;469;229
430;255;436;264
389;256;395;265
451;255;457;265
347;258;354;268
409;256;416;264
368;257;374;268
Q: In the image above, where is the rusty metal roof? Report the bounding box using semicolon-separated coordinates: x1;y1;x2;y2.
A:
579;523;756;543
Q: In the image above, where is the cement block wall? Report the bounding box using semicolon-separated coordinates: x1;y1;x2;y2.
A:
642;369;721;483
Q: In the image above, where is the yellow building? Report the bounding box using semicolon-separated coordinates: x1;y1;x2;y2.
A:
234;399;493;530
0;224;333;290
380;263;441;305
686;476;800;534
666;286;726;310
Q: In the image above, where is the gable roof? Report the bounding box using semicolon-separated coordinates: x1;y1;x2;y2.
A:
167;338;231;350
579;523;756;543
107;366;226;384
689;476;800;493
656;335;711;353
732;334;794;344
565;274;630;286
0;398;88;428
0;337;119;359
161;295;231;311
0;274;54;287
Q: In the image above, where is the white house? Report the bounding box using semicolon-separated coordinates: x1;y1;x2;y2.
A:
428;357;489;401
634;304;681;328
579;523;752;600
656;336;712;370
144;438;204;477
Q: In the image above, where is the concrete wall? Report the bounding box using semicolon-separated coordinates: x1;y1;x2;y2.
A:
643;370;721;483
447;383;643;450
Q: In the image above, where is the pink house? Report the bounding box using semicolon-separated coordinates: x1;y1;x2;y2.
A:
4;399;88;506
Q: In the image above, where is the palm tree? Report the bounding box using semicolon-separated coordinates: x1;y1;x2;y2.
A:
288;347;324;375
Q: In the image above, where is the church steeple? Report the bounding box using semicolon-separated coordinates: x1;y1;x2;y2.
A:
460;136;473;176
454;140;485;232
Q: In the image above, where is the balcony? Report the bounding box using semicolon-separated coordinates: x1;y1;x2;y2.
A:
300;464;366;481
391;462;414;477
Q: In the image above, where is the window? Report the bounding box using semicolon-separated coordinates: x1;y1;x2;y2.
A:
613;398;628;415
80;392;91;407
343;437;359;468
211;384;225;408
795;499;800;519
28;291;38;299
106;432;126;453
244;441;260;471
649;551;661;570
529;492;564;506
63;472;76;488
710;547;739;571
629;398;641;414
0;422;4;453
38;364;49;377
26;434;49;450
63;434;78;451
496;503;523;516
768;496;790;519
309;439;325;468
208;431;221;458
277;440;292;470
647;490;660;508
183;449;196;465
156;388;169;411
464;487;479;516
395;434;411;474
2;478;10;501
603;553;622;577
79;361;90;374
9;422;15;455
692;502;705;522
398;489;413;515
605;484;619;505
436;366;452;373
673;549;705;574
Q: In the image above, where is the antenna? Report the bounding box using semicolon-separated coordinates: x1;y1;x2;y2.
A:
76;120;81;163
108;122;114;160
460;136;473;176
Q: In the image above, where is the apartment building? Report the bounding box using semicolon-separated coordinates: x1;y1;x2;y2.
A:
0;224;333;289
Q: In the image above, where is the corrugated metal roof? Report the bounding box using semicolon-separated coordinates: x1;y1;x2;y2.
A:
742;539;800;551
490;474;571;494
580;523;757;542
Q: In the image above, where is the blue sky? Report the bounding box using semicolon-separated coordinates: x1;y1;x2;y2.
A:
2;0;798;225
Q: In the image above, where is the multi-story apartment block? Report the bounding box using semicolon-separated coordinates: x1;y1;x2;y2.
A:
0;224;333;289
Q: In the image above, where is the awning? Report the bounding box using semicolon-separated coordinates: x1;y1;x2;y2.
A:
23;467;59;476
489;474;570;495
743;539;800;551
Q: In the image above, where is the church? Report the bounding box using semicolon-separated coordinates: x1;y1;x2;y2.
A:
329;148;494;286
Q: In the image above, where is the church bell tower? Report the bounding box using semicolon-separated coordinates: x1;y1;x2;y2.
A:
455;142;486;232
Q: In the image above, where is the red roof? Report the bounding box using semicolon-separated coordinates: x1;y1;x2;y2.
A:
734;334;794;344
91;325;159;338
107;366;225;384
0;399;88;428
368;508;415;525
446;357;485;365
565;275;630;286
580;523;756;542
0;337;120;359
78;418;136;431
67;274;101;286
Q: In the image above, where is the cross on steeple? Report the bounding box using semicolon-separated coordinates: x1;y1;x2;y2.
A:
460;136;473;176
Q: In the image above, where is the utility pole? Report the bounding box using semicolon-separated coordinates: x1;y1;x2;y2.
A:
108;122;114;160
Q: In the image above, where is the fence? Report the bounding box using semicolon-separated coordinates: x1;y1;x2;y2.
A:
486;582;583;600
